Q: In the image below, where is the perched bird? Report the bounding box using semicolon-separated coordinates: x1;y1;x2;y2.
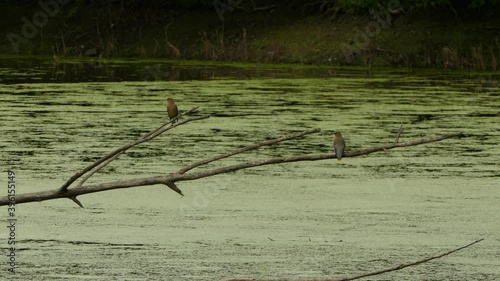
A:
333;131;345;162
167;97;178;123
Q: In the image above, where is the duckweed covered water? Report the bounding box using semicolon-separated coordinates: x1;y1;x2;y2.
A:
0;59;499;280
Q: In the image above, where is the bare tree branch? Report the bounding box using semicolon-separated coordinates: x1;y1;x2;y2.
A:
173;131;464;182
347;132;463;157
57;106;203;193
224;238;485;281
0;130;463;207
177;128;321;174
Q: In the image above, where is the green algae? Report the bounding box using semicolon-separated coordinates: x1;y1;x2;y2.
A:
0;61;499;280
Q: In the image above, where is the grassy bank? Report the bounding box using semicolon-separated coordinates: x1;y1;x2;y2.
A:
1;2;499;70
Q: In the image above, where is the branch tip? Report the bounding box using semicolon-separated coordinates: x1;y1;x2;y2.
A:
223;238;484;281
70;196;84;208
165;182;184;196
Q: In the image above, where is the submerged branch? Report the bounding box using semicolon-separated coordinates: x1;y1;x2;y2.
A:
225;238;484;281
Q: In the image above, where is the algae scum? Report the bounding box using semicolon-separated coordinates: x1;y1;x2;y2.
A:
0;59;499;280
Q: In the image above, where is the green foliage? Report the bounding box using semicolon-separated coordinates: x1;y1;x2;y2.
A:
303;0;497;14
469;0;499;8
336;0;399;10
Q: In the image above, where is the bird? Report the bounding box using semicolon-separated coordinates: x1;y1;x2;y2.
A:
167;97;178;123
333;131;345;162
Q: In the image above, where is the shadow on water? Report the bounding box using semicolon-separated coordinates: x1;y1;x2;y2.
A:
4;57;499;84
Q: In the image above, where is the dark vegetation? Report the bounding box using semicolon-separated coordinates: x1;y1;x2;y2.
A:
1;0;499;69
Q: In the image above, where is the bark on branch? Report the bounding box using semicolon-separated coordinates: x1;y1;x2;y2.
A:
0;124;463;207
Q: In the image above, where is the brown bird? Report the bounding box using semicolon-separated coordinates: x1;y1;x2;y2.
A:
167;97;178;123
333;131;345;162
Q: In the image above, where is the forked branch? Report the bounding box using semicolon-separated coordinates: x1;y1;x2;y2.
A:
177;128;321;174
0;126;463;207
58;106;203;193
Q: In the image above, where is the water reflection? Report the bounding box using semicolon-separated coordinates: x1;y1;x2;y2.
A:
0;57;350;84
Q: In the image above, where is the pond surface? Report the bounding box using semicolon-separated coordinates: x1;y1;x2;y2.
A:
0;58;499;280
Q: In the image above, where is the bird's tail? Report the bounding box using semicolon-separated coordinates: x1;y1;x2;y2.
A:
337;159;342;163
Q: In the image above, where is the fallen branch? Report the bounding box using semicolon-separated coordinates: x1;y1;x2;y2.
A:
225;238;485;281
173;131;464;182
0;128;463;206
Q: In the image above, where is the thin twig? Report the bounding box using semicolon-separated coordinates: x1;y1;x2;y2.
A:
349;132;463;157
177;128;321;174
393;122;403;144
224;238;485;281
